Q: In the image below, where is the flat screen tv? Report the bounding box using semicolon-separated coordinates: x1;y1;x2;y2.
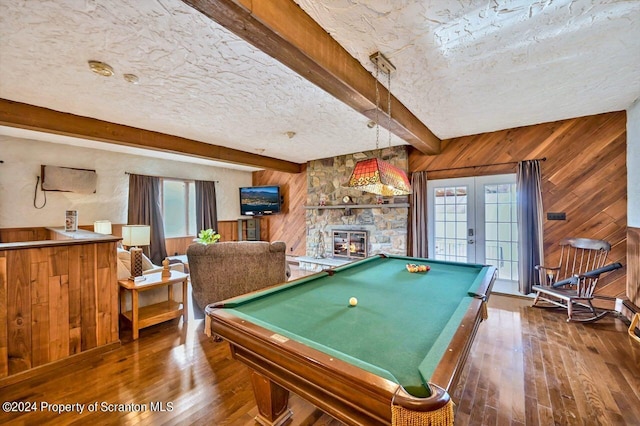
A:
239;185;281;216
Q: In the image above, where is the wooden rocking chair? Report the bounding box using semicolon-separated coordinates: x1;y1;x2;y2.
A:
532;237;615;322
534;237;611;286
532;262;622;322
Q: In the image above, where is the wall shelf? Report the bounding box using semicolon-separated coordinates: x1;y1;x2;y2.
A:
304;203;409;210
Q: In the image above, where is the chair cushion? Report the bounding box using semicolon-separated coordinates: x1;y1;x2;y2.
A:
141;253;154;270
117;248;131;272
116;258;130;280
117;247;165;276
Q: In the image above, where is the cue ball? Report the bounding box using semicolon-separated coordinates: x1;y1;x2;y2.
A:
349;297;358;306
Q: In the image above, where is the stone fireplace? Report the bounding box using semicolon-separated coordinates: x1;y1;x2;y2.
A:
304;146;409;264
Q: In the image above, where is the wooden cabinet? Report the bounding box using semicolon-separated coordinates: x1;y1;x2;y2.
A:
237;218;261;241
0;229;121;382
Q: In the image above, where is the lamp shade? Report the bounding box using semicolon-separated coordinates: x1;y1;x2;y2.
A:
93;220;112;235
121;225;150;247
347;158;412;196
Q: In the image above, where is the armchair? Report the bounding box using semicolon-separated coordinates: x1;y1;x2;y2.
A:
187;241;289;331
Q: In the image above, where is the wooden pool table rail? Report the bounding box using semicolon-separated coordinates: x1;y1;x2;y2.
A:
429;267;496;393
211;308;448;424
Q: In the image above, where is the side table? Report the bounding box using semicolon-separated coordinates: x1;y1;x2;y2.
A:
118;270;189;339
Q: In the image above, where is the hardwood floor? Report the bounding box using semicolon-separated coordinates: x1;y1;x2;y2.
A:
452;297;640;426
1;268;638;425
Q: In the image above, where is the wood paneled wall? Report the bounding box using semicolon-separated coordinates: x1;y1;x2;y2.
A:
75;222;244;257
410;111;628;298
0;227;49;243
252;166;308;256
0;240;119;379
165;236;196;256
162;221;258;256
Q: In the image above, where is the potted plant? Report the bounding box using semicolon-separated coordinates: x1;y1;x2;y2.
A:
196;228;221;244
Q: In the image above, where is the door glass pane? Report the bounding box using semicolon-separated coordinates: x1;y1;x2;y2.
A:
433;185;468;262
498;223;511;240
486;222;497;240
486;203;497;222
485;185;497;203
498;204;510;222
484;183;518;281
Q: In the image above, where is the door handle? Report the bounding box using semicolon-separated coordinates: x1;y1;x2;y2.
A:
468;239;475;245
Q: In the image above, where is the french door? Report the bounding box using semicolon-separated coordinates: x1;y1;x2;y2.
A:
427;174;519;287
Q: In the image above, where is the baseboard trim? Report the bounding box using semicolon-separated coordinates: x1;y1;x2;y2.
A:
617;298;640;324
491;291;535;300
0;341;121;389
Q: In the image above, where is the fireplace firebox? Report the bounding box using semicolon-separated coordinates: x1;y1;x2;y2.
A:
333;230;367;259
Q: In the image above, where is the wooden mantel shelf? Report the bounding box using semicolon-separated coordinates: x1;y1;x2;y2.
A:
304;203;409;210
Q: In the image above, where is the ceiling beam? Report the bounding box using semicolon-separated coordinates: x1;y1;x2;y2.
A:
0;99;303;173
181;0;441;155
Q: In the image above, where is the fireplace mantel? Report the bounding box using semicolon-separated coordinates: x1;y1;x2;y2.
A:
304;203;409;210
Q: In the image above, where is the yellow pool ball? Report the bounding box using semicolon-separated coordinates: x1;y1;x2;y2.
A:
349;297;358;307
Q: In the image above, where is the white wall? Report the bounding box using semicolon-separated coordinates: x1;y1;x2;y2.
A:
0;135;253;228
628;99;640;228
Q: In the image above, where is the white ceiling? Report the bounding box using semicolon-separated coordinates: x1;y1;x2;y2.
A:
1;0;639;169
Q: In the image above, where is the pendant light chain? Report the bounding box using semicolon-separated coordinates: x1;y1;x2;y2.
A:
345;51;411;196
375;64;380;151
387;69;392;149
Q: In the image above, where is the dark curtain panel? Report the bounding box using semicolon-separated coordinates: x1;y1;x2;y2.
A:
128;174;167;265
195;180;219;233
408;171;429;258
516;160;544;294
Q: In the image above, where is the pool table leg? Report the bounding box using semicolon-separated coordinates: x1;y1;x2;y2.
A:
250;371;293;426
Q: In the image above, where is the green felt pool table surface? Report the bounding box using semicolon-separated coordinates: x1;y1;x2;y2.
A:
216;254;494;397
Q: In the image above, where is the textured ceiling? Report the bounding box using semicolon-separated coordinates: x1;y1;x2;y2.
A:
296;0;640;138
1;0;639;169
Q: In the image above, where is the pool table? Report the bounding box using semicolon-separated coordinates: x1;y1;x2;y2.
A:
206;254;496;425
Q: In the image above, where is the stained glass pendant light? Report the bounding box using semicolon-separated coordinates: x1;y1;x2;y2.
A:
347;52;411;196
347;157;412;196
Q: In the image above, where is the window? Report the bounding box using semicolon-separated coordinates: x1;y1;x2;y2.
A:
162;179;196;237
